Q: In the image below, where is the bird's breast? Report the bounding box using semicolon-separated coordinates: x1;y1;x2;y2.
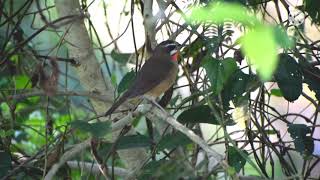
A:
145;62;178;97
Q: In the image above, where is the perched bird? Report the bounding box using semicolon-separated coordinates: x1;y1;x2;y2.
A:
105;40;180;116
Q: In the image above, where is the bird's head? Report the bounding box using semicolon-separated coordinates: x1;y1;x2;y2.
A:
155;40;181;61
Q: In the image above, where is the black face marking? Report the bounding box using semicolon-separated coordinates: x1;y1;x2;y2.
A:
155;40;180;56
165;43;177;50
158;40;176;46
161;41;176;51
165;44;177;55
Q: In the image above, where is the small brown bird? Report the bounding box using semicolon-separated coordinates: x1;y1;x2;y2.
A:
105;40;180;116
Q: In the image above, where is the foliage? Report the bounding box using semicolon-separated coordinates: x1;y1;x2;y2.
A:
189;2;293;80
0;0;319;179
228;146;249;173
274;54;302;102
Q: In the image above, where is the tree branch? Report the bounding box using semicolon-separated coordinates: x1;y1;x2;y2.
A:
53;0;148;177
66;161;129;177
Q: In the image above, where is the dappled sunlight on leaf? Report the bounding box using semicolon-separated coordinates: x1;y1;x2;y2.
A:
241;26;278;80
189;2;293;81
189;2;259;26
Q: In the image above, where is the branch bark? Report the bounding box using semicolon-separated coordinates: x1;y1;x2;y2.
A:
66;161;129;177
53;0;148;178
44;113;137;179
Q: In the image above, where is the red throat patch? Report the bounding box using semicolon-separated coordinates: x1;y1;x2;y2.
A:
171;53;178;61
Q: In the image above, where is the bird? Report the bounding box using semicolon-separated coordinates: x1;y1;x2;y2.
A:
105;40;180;116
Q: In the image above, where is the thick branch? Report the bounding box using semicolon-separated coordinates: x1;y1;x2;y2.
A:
66;161;129;177
44;114;136;179
53;0;148;177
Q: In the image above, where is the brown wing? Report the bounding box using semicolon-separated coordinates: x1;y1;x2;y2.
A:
127;52;174;98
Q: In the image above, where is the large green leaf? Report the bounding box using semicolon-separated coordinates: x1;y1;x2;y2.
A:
241;26;278;81
178;105;217;124
274;54;302;102
71;120;111;138
90;121;112;138
189;2;259;26
0;151;12;178
202;57;237;94
228;146;248;172
288;124;314;155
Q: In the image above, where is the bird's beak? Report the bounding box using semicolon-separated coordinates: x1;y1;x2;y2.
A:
175;43;182;62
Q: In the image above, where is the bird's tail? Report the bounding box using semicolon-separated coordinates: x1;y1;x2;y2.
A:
105;92;131;116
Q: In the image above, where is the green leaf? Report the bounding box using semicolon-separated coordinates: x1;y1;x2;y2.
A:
223;58;238;78
111;73;117;87
202;57;237;94
288;124;310;140
10;54;19;63
157;132;192;151
90;121;112;138
189;2;260;26
188;2;280;81
228;146;248;172
274;54;302;102
15;75;31;89
273;26;294;49
0;77;9;87
178;105;235;125
71;120;92;132
0;129;14;137
221;71;258;108
241;26;278;81
111;49;131;64
118;70;136;94
71;120;111;138
288;124;314;155
116;135;150;149
297;0;320;25
270;89;283;97
177;105;218;124
292;136;314;156
0;151;12;178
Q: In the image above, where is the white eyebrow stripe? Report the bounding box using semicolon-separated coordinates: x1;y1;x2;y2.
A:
165;43;177;47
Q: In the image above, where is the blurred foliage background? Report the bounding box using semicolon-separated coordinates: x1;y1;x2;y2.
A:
0;0;320;179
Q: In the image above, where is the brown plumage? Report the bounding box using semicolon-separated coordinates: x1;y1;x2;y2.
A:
105;40;180;116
